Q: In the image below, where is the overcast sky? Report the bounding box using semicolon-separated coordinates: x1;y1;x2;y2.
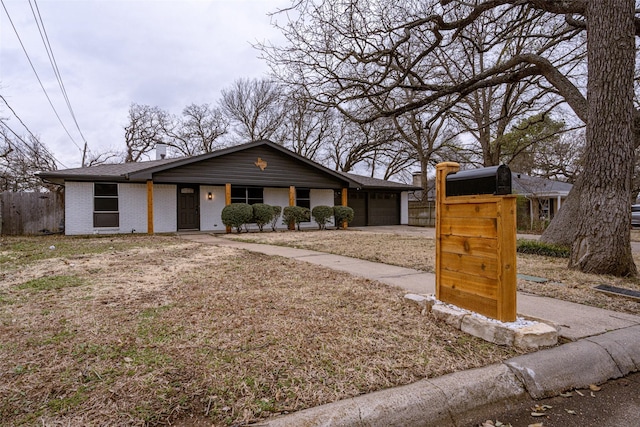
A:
0;0;290;168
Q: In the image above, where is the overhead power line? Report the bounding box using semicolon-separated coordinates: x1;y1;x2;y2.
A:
1;0;87;164
1;94;68;168
29;0;90;158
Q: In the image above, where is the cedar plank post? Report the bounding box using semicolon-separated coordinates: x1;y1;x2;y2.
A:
341;187;348;229
435;162;459;302
288;186;296;230
225;183;231;233
146;180;154;234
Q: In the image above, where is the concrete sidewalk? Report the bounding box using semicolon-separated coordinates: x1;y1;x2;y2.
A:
180;232;640;426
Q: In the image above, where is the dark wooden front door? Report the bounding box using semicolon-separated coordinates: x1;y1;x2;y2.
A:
178;186;199;230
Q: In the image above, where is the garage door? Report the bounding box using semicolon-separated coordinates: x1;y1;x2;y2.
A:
368;192;400;225
347;191;367;227
343;191;400;226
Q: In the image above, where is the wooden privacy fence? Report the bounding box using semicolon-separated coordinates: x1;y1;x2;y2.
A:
408;200;436;227
0;191;64;235
435;162;517;322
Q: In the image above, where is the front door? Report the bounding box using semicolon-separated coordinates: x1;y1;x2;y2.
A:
178;185;199;230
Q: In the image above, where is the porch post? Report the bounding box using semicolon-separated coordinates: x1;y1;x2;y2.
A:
225;183;231;233
288;186;295;230
146;180;154;234
341;187;348;229
529;199;534;230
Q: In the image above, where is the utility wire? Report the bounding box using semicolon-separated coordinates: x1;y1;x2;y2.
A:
1;95;68;168
0;120;68;169
1;0;85;159
30;0;90;158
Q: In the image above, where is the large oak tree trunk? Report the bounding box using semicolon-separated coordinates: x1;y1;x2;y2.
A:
542;0;637;276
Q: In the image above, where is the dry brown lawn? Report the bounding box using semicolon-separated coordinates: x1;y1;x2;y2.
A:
225;228;640;315
0;234;520;427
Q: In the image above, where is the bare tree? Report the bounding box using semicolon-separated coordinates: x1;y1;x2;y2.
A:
390;110;460;192
163;103;229;156
439;5;581;166
219;78;285;142
532;128;584;183
264;0;639;276
83;149;123;167
279;90;333;162
328;118;392;173
0;126;57;191
124;103;169;162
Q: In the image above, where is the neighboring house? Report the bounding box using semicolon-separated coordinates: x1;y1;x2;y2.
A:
37;140;419;235
511;172;573;228
408;170;573;230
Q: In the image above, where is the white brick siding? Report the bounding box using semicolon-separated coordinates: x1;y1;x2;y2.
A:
200;186;226;232
65;182;95;235
65;182;176;235
153;184;177;233
119;184;148;233
310;189;336;228
262;188;289;231
64;182;406;235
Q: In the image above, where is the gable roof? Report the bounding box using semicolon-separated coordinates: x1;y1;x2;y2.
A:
511;173;573;197
38;140;417;191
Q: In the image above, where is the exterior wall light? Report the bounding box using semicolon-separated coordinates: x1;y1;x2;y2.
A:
207;192;213;200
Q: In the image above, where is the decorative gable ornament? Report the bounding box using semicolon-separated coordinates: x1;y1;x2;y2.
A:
254;157;267;171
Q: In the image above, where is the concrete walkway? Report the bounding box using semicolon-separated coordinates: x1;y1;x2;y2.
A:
179;230;640;427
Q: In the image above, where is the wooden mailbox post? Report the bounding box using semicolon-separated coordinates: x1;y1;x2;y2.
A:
435;162;517;322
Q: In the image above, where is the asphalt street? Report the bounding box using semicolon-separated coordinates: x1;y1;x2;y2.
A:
469;371;640;427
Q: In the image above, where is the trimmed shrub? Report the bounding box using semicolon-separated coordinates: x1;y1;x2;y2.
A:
252;203;274;232
312;205;334;230
270;205;282;231
333;206;354;229
221;203;253;233
282;206;311;231
517;239;570;258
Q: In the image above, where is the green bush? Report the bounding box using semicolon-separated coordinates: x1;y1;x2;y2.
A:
270;205;282;231
282;206;311;231
333;206;354;229
517;239;570;258
252;203;274;232
221;203;253;233
312;205;334;230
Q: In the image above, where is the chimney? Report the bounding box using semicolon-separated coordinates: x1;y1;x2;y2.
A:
156;143;166;160
412;172;422;187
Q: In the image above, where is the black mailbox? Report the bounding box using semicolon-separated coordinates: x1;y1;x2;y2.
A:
446;165;512;197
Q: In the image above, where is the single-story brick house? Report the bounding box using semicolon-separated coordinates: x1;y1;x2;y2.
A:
38;140;419;235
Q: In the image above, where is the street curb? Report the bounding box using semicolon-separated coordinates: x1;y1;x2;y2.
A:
253;326;640;427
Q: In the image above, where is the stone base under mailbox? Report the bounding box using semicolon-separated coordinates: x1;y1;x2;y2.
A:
404;293;558;351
